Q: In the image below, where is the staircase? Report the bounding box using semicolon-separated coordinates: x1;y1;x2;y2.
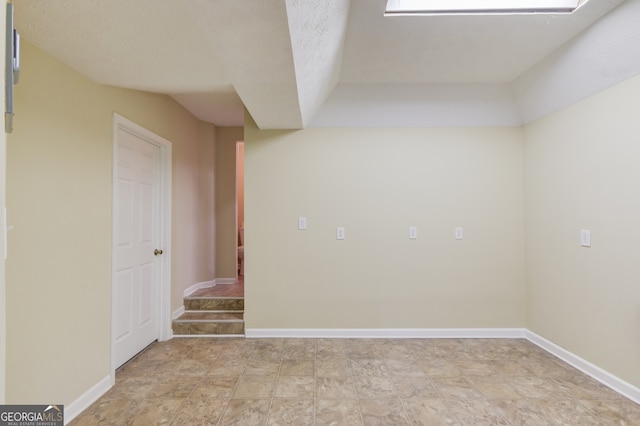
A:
172;282;244;336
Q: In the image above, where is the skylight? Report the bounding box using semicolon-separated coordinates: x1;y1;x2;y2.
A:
385;0;588;16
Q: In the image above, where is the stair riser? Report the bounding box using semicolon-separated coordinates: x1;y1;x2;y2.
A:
185;299;244;311
172;321;244;335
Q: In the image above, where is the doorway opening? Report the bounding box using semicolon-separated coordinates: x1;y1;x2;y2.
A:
111;114;172;373
236;142;244;280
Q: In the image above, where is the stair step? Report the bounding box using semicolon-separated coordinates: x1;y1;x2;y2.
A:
172;319;244;336
184;297;244;311
175;311;244;322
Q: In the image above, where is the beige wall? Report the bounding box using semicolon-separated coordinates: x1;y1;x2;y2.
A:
237;142;245;230
0;2;6;403
524;73;640;387
244;115;526;329
5;41;215;404
215;127;244;278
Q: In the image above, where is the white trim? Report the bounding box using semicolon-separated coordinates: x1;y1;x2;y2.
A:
181;278;237;299
525;330;640;405
111;114;173;375
64;374;113;424
215;278;237;285
183;280;215;298
245;328;526;339
172;334;244;338
172;305;185;320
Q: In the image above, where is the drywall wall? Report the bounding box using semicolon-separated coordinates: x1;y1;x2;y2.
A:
237;142;245;230
5;41;214;405
0;2;6;403
244;115;526;329
215;127;244;279
524;73;640;387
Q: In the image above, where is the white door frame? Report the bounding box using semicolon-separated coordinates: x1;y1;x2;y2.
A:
111;113;172;375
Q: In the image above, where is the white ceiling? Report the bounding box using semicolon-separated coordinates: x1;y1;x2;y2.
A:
14;0;627;129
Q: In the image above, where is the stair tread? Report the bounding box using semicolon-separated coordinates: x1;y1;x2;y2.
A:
185;296;244;300
175;312;244;321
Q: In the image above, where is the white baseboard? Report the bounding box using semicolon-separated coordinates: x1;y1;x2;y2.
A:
245;328;526;339
183;280;214;298
64;374;114;425
215;278;237;285
172;305;185;320
182;278;237;299
525;330;640;405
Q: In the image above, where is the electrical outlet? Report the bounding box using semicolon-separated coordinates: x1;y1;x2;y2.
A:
336;227;345;240
455;227;463;240
409;226;417;239
580;229;591;247
298;217;307;230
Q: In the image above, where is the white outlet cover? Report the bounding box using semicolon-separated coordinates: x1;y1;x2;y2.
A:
580;229;591;247
455;227;463;240
298;217;307;230
336;227;345;240
409;226;417;239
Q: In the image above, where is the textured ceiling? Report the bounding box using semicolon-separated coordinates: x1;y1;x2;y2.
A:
14;0;626;129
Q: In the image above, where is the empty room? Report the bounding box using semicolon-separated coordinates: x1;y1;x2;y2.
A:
1;0;640;424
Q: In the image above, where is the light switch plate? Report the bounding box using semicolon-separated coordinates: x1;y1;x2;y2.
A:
580;229;591;247
409;226;417;239
455;227;463;240
298;217;307;230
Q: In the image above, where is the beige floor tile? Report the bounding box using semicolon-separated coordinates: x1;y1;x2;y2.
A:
280;359;315;375
315;399;363;426
233;376;277;398
451;359;496;376
69;338;640;425
392;377;440;398
359;398;410;425
244;359;281;375
317;358;352;376
283;346;316;359
490;398;561;425
122;398;184;425
172;358;212;377
431;377;484;400
220;399;271;426
577;398;640;425
377;345;415;360
171;398;226;425
385;358;426;377
351;358;390;376
190;376;238;398
466;375;522;399
508;376;569;399
267;399;314;425
206;357;248;376
553;375;626;400
402;398;460;426
147;376;200;398
486;359;534;376
317;346;349;360
316;376;358;398
354;376;397;398
446;398;509;425
101;377;157;400
274;375;315;398
185;345;223;361
69;399;138;425
417;358;462;377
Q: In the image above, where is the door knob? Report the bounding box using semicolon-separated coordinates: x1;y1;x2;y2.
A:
154;249;163;256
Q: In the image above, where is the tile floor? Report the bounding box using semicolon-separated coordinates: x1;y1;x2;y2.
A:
70;337;640;425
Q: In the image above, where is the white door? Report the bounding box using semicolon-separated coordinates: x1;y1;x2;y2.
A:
113;126;162;368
